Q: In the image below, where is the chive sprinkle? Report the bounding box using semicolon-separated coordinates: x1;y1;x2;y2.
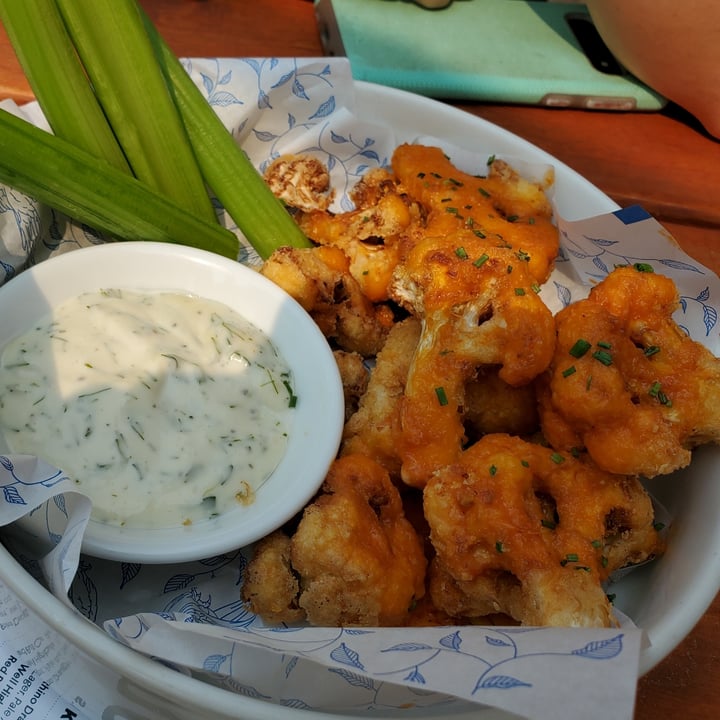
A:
474;253;490;267
592;349;613;366
569;338;591;358
562;365;577;378
633;262;655;273
455;246;468;259
435;386;449;406
644;345;661;357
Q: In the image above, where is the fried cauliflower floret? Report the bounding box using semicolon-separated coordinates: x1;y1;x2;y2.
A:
539;265;720;477
260;245;394;356
423;433;663;628
341;317;421;477
297;192;409;303
464;368;540;439
244;455;427;627
241;531;304;624
390;236;556;488
334;350;370;422
264;154;332;212
390;143;558;284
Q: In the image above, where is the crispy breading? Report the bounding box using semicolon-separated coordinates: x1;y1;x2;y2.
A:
260;245;394;356
264;154;332;212
333;350;370;422
241;531;304;624
538;265;720;477
244;455;427;626
423;433;662;627
341;317;421;477
390;237;556;488
464;368;540;439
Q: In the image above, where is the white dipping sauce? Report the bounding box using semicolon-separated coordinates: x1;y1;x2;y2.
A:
0;289;296;528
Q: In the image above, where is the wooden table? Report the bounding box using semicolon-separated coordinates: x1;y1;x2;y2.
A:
1;2;718;718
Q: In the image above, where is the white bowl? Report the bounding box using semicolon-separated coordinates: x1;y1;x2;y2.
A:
0;241;344;563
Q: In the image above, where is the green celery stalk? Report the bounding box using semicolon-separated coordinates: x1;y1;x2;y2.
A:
0;108;239;259
0;0;131;173
54;0;216;224
141;12;312;259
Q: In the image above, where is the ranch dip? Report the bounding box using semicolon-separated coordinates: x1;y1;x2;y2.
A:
0;289;296;528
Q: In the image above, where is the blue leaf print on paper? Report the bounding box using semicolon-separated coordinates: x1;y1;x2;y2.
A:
258;90;272;110
703;304;718;335
588;235;618;248
218;69;233;86
404;667;426;685
383;642;434;652
211;91;242;108
292;77;309;101
330;129;348;145
554;280;573;308
310;96;336;119
476;675;532;691
201;73;214;96
273;70;295;88
593;255;611;275
163;573;196;593
203;653;230;673
254;129;279;142
120;562;142;589
329;667;375;690
1;456;13;472
571;633;624;660
439;630;462;651
659;258;705;274
330;642;365;670
53;493;68;516
284;655;298;678
360;148;380;162
696;286;711;302
3;485;25;505
282;698;314;710
485;635;512;648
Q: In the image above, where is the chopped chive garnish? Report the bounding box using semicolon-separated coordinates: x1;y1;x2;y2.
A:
455;246;468;259
649;382;672;405
473;228;487;239
597;340;612;349
633;262;654;273
592;349;613;366
550;452;565;464
506;214;519;223
562;365;577;378
531;283;541;294
495;540;505;553
591;539;602;548
486;154;496;166
478;187;491;198
474;253;490;267
521;459;530;467
489;464;497;476
653;521;666;531
569;339;591;358
435;386;449;406
541;519;556;530
514;287;526;296
644;345;661;357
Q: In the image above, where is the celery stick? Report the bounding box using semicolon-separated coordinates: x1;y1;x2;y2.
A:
54;0;216;224
0;0;131;173
0;108;239;259
141;12;313;260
